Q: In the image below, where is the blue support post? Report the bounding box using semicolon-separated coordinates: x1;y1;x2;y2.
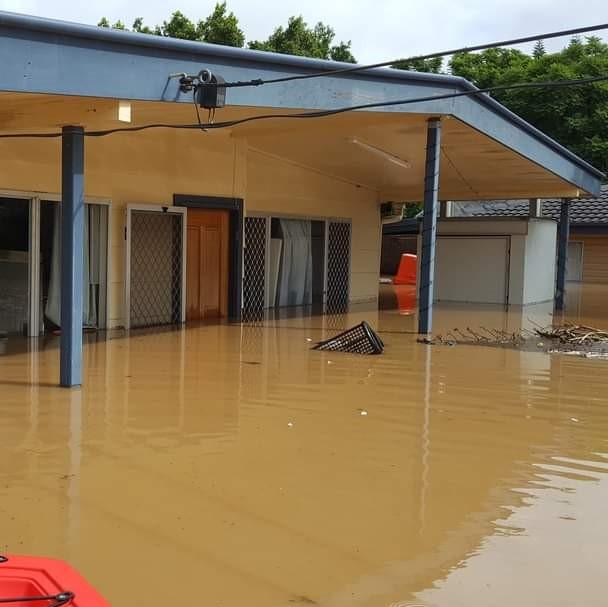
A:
418;118;442;334
555;198;570;311
60;126;85;387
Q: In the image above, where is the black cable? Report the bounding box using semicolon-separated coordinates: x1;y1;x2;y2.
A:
222;22;608;88
0;74;606;140
192;88;204;130
0;592;73;605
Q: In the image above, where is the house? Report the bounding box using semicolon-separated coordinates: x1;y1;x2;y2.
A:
382;186;608;306
0;11;603;384
450;185;608;283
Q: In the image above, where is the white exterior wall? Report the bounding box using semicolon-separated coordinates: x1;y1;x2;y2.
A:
434;237;509;304
507;235;526;305
429;218;556;305
522;220;557;304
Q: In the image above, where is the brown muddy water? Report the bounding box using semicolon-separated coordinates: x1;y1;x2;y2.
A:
1;284;607;607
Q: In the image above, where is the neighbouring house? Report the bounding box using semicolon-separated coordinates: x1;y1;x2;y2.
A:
450;185;608;284
0;11;603;384
382;186;608;304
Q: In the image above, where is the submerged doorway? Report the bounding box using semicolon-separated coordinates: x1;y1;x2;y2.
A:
242;215;350;318
267;218;326;311
174;194;244;322
186;209;229;321
0;197;29;336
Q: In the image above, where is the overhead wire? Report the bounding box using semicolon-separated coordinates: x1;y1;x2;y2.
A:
0;74;606;140
221;22;608;88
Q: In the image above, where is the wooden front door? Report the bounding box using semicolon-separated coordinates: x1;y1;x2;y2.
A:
186;209;229;321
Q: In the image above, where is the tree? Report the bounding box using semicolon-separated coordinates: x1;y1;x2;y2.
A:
449;47;530;89
197;2;245;47
97;17;126;30
450;37;608;172
99;4;245;47
98;9;353;59
132;17;155;35
533;40;546;59
330;41;356;63
158;10;198;40
393;57;443;74
249;16;356;62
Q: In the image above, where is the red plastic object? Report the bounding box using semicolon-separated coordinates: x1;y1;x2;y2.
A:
394;284;417;315
393;253;417;285
0;554;110;607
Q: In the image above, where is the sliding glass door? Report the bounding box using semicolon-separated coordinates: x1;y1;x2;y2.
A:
39;201;108;334
0;194;108;337
0;198;30;336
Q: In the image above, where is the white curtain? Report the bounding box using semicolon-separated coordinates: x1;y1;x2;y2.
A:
268;238;283;309
45;204;103;328
276;219;312;307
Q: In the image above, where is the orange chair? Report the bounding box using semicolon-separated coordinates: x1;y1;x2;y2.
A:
393;253;417;285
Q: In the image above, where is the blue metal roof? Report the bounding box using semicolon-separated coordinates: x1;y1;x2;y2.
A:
0;10;603;195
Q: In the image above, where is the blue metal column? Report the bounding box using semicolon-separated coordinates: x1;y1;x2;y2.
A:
555;197;570;311
418;118;442;334
60;126;85;387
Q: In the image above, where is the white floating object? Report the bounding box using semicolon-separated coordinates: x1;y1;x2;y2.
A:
359;410;368;416
306;338;313;342
287;421;294;427
570;417;579;422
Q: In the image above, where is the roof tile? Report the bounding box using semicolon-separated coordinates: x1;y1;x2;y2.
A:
452;184;608;225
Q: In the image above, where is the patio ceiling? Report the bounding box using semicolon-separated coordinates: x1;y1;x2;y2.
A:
0;92;591;201
0;10;603;198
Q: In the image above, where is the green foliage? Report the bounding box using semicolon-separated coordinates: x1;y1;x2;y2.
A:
132;17;155;35
97;17;126;30
404;202;423;218
450;37;608;172
393;57;443;74
533;40;546;59
99;4;244;46
197;2;245;47
450;48;530;89
330;41;356;63
158;10;198;40
249;16;355;62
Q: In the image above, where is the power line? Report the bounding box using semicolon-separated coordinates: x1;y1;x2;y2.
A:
223;22;608;88
0;74;606;140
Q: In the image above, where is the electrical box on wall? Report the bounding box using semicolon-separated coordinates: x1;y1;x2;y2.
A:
196;74;226;109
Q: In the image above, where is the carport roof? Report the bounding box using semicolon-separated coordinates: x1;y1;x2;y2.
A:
0;10;604;197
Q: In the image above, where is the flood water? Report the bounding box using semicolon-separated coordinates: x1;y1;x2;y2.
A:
1;284;607;606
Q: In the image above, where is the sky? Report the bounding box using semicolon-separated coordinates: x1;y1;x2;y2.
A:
0;0;606;63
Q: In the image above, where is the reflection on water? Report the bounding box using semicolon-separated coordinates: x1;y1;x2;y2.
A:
1;284;607;606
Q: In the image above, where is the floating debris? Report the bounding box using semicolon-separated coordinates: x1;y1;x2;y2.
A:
313;321;384;355
418;322;608;359
536;323;608;344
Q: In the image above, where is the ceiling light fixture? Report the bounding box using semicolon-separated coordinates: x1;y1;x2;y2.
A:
347;137;411;169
